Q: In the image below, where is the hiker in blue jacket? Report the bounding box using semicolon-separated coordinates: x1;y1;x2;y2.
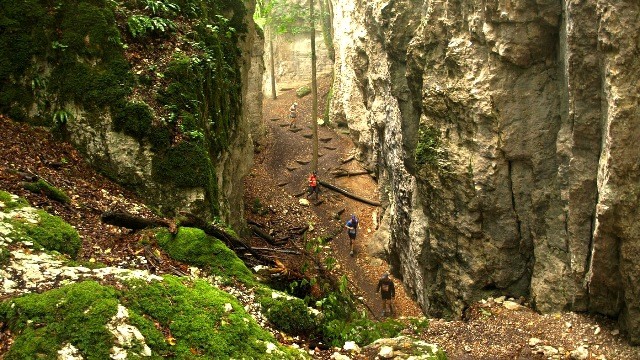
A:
345;214;358;256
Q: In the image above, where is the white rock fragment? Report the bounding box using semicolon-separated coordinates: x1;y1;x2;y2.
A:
594;326;601;335
58;343;84;360
330;352;350;360
106;304;152;359
528;338;542;347
611;329;620;336
378;345;394;358
343;341;360;353
570;346;589;360
299;199;310;206
224;303;233;312
494;296;506;304
540;345;559;356
265;342;278;354
503;300;523;310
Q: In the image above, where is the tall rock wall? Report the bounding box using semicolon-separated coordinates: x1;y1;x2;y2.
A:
331;0;640;340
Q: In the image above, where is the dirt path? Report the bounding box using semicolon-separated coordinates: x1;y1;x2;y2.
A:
244;76;422;318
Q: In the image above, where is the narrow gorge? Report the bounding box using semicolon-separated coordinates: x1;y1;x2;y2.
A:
330;0;640;343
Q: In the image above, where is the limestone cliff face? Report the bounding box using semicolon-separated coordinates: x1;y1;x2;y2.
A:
332;0;640;340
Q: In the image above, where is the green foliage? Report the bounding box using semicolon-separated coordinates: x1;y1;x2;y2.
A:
255;0;312;35
10;209;81;259
112;101;154;140
296;85;312;98
22;179;71;204
260;295;317;336
158;50;240;155
0;191;30;211
0;281;118;360
0;248;9;267
415;125;447;169
155;227;255;285
52;109;73;127
127;15;176;38
142;0;181;16
0;0;133;123
152;140;216;188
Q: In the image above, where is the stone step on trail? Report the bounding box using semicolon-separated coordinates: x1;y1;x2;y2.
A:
319;136;332;143
269;117;280;121
302;133;313;139
286;166;298;171
289;127;303;133
279;123;289;127
296;160;311;165
324;146;337;150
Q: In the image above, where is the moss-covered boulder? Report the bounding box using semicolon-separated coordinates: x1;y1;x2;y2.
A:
0;191;80;258
155;227;254;285
296;85;312;98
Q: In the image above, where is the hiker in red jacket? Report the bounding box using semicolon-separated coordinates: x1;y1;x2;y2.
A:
307;171;319;199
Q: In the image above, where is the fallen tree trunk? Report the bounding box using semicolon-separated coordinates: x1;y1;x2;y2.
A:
318;180;381;206
249;224;285;246
102;210;273;265
331;169;370;178
101;210;172;230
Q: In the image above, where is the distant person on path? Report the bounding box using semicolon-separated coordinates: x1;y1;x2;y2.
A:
376;272;395;317
289;102;298;128
345;214;358;256
307;171;319;200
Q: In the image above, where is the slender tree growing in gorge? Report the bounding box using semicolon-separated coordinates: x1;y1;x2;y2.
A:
310;0;319;172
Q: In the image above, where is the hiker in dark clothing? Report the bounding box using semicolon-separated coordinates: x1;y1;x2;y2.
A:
376;272;395;316
345;214;358;256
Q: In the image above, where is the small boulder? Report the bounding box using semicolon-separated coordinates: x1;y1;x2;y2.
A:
378;345;394;359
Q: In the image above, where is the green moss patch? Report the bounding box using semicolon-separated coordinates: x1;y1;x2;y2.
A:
1;278;305;359
260;294;317;336
415;125;446;168
155;227;254;285
0;0;133;124
0;191;29;211
22;179;71;204
112;100;154;140
151;140;216;189
121;276;302;359
0;281;119;360
296;85;312;98
11;209;81;258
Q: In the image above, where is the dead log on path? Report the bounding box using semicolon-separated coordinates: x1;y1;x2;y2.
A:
341;155;355;164
330;168;370;178
250;224;286;246
101;210;173;231
318;180;381;206
245;247;301;255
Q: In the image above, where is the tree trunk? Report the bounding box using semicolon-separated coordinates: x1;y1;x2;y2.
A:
269;27;277;100
318;180;381;206
310;0;319;172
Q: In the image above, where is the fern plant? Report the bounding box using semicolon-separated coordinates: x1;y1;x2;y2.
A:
127;15;176;38
143;0;180;16
52;109;72;126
